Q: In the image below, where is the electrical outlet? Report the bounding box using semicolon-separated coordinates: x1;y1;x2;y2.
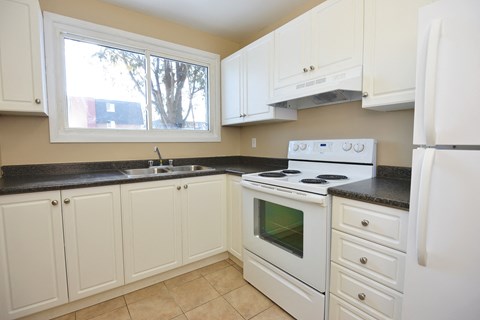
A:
252;138;257;148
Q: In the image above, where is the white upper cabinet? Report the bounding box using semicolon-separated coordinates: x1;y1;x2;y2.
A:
272;0;364;103
221;33;297;126
0;191;68;320
0;0;47;115
362;0;434;111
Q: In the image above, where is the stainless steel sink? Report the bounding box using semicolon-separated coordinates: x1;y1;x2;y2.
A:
121;164;214;177
121;166;171;177
169;165;214;172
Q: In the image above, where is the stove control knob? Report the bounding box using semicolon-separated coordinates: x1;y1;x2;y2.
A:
292;144;299;151
354;143;365;153
342;142;352;151
299;143;307;151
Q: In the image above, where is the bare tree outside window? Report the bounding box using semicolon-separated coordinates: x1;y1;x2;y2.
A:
94;48;209;130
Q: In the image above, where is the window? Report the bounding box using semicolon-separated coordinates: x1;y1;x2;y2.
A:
44;12;220;142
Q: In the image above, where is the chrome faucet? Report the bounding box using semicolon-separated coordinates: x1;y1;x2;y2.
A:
154;146;163;166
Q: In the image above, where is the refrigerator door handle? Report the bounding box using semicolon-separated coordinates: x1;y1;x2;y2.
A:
416;148;435;266
423;19;442;146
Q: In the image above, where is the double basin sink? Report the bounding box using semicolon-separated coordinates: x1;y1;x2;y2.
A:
121;165;215;177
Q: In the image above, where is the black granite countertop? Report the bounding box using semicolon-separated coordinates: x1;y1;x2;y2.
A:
0;156;287;195
0;158;411;211
329;166;411;211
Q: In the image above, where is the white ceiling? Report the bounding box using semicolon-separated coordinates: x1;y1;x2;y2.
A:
102;0;314;42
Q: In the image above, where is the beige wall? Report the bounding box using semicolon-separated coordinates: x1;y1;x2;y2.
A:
0;0;414;167
240;102;414;167
0;0;242;166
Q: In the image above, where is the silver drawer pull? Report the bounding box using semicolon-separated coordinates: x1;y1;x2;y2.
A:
359;257;368;264
361;219;369;227
358;293;366;301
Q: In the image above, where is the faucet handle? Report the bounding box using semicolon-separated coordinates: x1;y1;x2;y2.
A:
169;159;174;166
148;160;154;167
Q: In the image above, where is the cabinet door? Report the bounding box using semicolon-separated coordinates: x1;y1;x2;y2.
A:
182;175;227;264
221;51;243;125
273;12;311;90
226;175;242;261
311;0;363;76
0;191;67;320
121;181;182;284
244;33;273;121
362;0;433;111
62;186;124;301
0;0;47;115
329;294;377;320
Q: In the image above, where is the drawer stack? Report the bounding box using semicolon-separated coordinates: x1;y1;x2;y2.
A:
329;197;409;320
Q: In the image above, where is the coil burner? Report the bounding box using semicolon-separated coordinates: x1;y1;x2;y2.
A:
300;178;328;184
282;169;302;174
259;172;287;178
316;174;348;180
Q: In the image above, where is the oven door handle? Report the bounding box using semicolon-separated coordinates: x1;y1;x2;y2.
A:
241;180;326;206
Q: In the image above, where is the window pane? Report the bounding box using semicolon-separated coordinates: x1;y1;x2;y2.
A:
64;38;147;130
150;55;209;130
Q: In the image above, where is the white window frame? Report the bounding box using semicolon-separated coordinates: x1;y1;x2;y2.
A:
43;12;221;143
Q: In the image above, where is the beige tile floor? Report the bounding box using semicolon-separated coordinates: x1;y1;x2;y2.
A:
52;259;295;320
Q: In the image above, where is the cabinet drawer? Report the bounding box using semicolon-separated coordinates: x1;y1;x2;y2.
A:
332;197;408;251
331;230;406;292
329;294;376;320
330;263;403;320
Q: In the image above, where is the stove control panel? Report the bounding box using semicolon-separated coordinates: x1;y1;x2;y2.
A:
288;139;377;164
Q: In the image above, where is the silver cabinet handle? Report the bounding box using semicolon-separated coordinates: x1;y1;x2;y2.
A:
358;293;366;301
362;92;369;98
51;200;59;206
361;219;369;227
177;186;181;190
184;185;188;189
35;98;41;104
303;67;309;72
360;257;368;264
64;198;71;204
309;65;315;71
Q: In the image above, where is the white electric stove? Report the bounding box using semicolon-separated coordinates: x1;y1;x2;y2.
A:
241;139;377;320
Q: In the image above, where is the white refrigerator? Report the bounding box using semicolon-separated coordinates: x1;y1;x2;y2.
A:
403;0;480;319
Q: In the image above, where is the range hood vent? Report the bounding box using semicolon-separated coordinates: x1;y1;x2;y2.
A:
272;89;362;110
269;66;363;110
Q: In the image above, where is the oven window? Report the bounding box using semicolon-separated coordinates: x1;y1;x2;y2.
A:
254;199;304;258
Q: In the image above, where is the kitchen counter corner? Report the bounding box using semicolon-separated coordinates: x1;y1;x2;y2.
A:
328;177;411;211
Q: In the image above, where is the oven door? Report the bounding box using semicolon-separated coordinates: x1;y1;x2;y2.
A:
241;180;329;292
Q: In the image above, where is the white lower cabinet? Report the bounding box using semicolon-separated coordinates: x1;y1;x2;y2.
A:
330;293;376;320
0;174;227;318
182;175;227;264
122;175;227;280
330;197;408;320
226;175;242;261
121;180;182;283
62;186;124;301
0;191;68;320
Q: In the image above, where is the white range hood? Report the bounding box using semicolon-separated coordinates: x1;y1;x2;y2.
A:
268;65;363;110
